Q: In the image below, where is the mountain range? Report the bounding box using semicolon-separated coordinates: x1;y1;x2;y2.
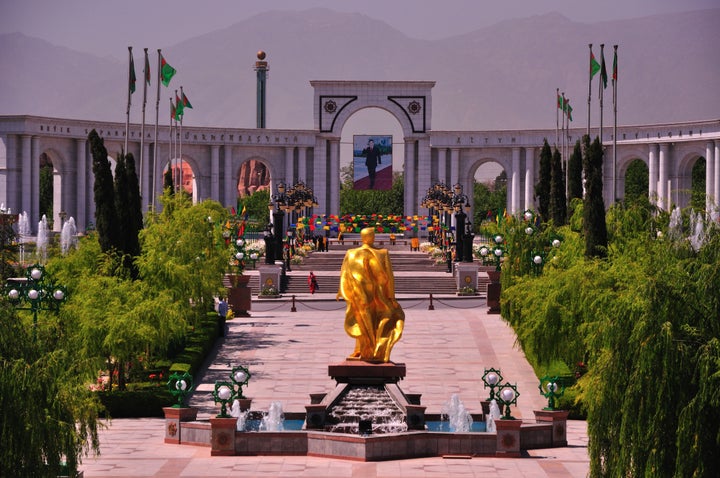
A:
1;7;719;132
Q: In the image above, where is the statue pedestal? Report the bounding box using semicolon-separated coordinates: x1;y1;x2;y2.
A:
455;263;480;293
306;360;426;432
258;265;282;296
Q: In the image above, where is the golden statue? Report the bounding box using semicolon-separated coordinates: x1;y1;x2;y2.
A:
336;227;405;362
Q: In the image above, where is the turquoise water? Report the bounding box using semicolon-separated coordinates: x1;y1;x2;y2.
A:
425;421;487;432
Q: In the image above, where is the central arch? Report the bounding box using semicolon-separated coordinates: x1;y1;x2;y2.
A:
311;80;435;216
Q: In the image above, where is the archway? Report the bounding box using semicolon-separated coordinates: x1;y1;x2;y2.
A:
471;160;509;229
163;157;197;202
623;158;649;206
676;153;706;210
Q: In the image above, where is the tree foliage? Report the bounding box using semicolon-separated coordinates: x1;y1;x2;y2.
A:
1;294;101;477
535;139;552;221
501;204;720;477
89;130;119;253
550;147;567;225
567;139;583;201
339;172;404;216
583;136;608;258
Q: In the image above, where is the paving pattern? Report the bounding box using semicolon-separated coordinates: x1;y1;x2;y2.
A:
79;295;590;477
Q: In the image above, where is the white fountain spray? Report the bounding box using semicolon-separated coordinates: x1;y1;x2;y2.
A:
260;401;284;431
230;399;249;432
18;211;30;264
441;394;473;432
36;215;50;263
61;217;78;254
667;207;682;242
485;399;502;433
688;210;705;252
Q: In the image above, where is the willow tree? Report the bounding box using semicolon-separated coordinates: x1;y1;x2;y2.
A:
0;300;101;477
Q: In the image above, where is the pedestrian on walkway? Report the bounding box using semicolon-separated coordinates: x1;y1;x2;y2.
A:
217;297;228;337
308;271;319;294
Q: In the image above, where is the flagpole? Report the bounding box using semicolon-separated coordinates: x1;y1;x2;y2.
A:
562;91;568;197
140;48;148;202
587;44;593;140
612;44;618;204
125;46;133;156
152;49;162;211
555;88;560;148
179;86;185;195
599;44;605;149
170;96;175;192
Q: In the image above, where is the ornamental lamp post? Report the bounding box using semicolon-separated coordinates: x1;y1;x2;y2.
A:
212;381;236;418
167;371;194;408
482;367;504;401
538;375;565;410
5;263;67;341
496;382;520;419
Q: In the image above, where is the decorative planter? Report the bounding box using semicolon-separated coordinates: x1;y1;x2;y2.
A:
486;270;501;314
227;274;251;317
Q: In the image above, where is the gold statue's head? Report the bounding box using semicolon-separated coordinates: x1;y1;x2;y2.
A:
360;227;375;245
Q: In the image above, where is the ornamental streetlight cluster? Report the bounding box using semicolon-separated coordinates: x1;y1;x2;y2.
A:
482;367;520;419
167;371;194;408
269;181;318;270
212;365;252;418
5;263;67;341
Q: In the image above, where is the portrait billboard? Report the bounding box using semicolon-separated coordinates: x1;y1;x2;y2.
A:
352;135;392;190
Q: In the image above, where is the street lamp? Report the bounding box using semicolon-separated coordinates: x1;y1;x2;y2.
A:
5;263;67;341
167;371;194;408
538;375;565;410
212;381;236;418
482;367;503;401
496;382;520;419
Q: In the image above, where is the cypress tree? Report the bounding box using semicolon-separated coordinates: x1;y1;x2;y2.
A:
535;139;552;221
113;152;129;254
549;147;567;225
583;136;608;258
164;167;174;193
89;130;119;253
124;152;143;257
567;139;583;200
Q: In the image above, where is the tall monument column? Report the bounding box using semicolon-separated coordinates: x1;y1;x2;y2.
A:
255;51;268;128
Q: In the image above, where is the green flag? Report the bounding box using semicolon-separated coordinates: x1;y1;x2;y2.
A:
129;53;136;94
612;48;618;83
566;100;573;122
557;93;564;110
174;92;184;120
182;91;193;109
160;54;176;87
590;51;601;78
600;50;608;89
144;50;151;85
170;99;176;121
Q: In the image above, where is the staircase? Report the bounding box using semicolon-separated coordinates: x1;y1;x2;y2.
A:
225;244;491;297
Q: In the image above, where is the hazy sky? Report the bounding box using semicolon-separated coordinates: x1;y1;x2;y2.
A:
1;0;717;60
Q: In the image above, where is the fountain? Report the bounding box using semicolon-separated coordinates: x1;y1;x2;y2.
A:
36;215;50;263
668;207;682;241
229;400;249;432
18;211;30;264
260;401;284;431
164;229;572;459
61;217;78;255
485;399;501;433
440;394;473;432
688;210;705;252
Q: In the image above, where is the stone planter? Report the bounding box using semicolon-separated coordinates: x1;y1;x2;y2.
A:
227;274;251;317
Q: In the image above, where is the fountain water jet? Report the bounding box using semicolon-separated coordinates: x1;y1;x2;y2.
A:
36;215;50;263
441;394;473;432
61;217;78;255
260;401;284;431
485;399;501;433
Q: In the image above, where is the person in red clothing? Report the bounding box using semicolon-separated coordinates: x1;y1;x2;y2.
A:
308;271;319;294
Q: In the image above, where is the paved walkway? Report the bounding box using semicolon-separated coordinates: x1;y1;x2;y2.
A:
79;295;590;477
